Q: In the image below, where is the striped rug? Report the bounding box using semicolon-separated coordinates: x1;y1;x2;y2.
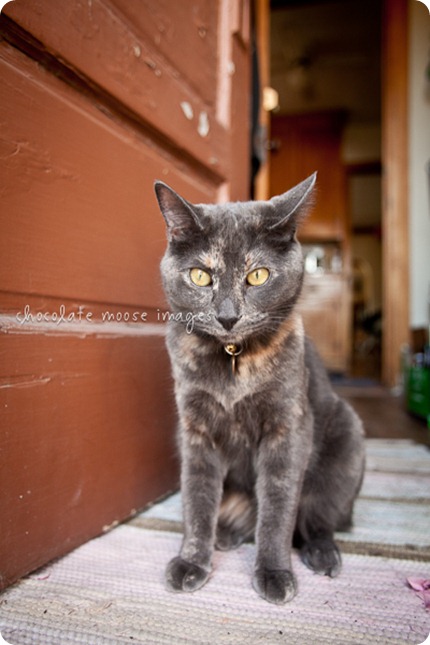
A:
1;439;429;645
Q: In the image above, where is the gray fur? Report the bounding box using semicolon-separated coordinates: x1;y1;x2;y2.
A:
154;175;365;604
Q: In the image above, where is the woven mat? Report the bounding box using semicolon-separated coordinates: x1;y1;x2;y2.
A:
1;527;429;645
1;439;429;645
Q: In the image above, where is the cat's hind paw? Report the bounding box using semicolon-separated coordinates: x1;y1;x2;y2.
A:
215;524;246;551
252;567;297;604
300;537;342;577
165;556;210;593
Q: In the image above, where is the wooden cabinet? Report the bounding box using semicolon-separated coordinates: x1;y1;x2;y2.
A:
298;273;351;373
270;112;348;241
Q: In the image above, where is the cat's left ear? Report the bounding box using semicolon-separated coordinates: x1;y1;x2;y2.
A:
154;181;204;242
268;172;317;235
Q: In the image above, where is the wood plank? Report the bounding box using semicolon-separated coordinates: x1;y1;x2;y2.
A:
0;294;166;328
253;0;271;201
381;0;409;387
2;0;229;179
0;43;217;307
109;0;218;107
228;34;251;201
0;331;178;590
0;0;252;595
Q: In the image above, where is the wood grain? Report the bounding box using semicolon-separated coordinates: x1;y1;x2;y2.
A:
270;112;348;241
0;332;178;589
299;274;351;372
3;0;229;179
381;0;409;387
0;0;252;589
0;42;218;308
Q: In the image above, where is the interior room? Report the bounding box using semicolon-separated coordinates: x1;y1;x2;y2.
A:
269;0;383;380
265;0;429;449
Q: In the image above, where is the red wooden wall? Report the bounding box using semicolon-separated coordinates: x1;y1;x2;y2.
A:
0;0;251;589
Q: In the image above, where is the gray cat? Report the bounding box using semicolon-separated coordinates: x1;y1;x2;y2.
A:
154;174;365;605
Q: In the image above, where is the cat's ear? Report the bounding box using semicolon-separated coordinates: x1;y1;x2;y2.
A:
154;181;203;242
268;172;317;235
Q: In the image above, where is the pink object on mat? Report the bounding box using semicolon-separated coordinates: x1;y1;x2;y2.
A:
407;577;430;608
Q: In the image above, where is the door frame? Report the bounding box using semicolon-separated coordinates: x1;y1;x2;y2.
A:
381;0;409;388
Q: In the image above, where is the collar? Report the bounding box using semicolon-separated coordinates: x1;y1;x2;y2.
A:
224;343;243;376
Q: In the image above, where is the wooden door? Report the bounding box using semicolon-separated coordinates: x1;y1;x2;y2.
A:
0;0;251;590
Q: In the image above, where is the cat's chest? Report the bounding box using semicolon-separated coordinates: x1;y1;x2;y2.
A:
168;317;303;411
172;344;280;413
210;368;259;411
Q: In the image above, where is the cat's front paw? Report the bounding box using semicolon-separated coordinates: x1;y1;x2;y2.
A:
252;567;297;604
165;556;210;593
300;537;342;577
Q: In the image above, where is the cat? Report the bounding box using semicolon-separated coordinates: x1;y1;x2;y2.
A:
154;174;365;604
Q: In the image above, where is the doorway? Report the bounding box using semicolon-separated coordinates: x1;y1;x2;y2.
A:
269;0;383;379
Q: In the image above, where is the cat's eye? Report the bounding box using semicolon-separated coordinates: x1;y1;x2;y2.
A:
246;267;270;286
190;267;212;287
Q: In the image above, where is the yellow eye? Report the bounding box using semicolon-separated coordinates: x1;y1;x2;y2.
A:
246;267;270;286
190;268;212;287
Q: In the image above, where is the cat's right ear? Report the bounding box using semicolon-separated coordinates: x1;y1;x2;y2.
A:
154;181;203;242
268;172;317;235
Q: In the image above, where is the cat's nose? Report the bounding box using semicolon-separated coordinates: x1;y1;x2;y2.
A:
217;297;241;331
217;314;240;331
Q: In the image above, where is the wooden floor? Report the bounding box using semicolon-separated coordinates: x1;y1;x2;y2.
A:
333;337;429;447
335;384;430;447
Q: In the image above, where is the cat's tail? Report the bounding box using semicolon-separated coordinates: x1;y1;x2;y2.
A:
215;490;256;551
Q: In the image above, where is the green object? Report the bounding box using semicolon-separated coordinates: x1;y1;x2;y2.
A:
406;366;430;419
